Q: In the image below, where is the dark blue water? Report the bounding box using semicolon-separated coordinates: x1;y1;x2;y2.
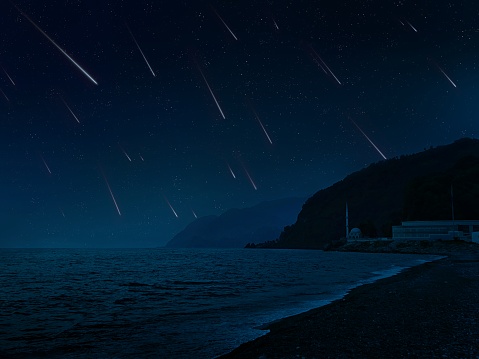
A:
0;248;440;358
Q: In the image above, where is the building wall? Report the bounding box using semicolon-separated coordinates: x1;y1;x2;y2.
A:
392;221;479;241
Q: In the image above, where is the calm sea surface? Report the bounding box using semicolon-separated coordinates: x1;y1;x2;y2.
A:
0;248;440;358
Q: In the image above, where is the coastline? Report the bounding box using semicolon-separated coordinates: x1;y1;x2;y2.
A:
218;249;479;358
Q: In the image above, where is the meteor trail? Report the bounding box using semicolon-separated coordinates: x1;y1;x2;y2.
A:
0;88;9;102
164;196;178;218
1;66;15;86
252;108;273;144
60;98;80;123
100;167;121;216
119;144;132;161
197;65;225;119
211;6;238;40
436;65;457;88
350;118;387;160
240;163;257;190
313;58;328;74
226;162;236;179
310;46;342;85
13;4;98;85
191;209;198;219
272;18;279;30
405;20;417;32
40;154;52;174
59;207;66;218
126;25;156;77
139;154;145;161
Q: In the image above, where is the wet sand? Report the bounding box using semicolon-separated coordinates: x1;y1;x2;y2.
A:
219;251;479;358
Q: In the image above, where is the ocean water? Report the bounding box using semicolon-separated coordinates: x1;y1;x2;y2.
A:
0;248;440;358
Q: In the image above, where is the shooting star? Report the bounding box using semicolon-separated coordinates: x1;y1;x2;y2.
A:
126;25;156;77
164;196;178;218
59;207;66;218
100;167;121;216
13;4;98;85
350;118;387;160
405;20;417;32
40;154;52;174
272;18;279;30
197;65;225;119
251;108;273;144
226;162;236;179
313;58;328;74
399;20;405;26
436;65;457;88
211;6;238;40
0;88;9;102
310;46;342;85
1;66;15;86
60;98;80;123
240;163;257;190
139;154;145;161
191;209;198;219
119;144;132;161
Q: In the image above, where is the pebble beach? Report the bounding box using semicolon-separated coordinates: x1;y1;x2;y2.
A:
220;242;479;358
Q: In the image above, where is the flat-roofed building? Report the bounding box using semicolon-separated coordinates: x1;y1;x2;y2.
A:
392;220;479;242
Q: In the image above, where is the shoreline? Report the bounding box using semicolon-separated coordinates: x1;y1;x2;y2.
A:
218;251;479;358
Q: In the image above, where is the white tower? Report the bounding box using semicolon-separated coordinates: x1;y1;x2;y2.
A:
346;202;349;239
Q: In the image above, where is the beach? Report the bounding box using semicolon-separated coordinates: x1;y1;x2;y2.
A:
219;247;479;358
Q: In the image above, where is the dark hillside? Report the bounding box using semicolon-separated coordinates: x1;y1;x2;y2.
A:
261;138;479;249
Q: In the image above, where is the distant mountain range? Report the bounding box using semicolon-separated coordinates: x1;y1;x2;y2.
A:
251;138;479;249
164;197;306;248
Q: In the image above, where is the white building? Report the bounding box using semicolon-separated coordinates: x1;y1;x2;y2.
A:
348;228;363;239
392;220;479;242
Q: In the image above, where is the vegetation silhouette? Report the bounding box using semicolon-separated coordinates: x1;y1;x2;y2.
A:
253;138;479;249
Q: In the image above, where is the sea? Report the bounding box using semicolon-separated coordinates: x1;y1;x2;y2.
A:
0;248;441;358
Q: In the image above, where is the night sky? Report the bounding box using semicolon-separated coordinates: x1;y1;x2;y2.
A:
1;0;477;247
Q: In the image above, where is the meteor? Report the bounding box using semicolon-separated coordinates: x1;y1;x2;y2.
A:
405;20;417;32
251;108;273;144
197;65;225;119
40;154;52;174
126;25;156;77
0;88;9;102
272;18;279;30
226;162;236;179
1;66;15;86
59;207;66;218
350;118;387;160
191;209;198;219
139;154;145;161
436;65;457;88
119;144;132;161
240;163;257;190
310;46;342;85
313;58;328;74
100;167;121;216
211;6;238;40
60;97;80;123
164;196;178;218
13;3;98;85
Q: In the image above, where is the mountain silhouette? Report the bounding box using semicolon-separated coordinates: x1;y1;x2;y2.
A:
253;138;479;249
165;197;306;248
